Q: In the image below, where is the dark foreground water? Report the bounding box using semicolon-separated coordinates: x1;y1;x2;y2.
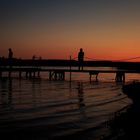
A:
0;68;138;140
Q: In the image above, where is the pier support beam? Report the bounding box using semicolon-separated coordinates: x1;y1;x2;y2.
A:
25;71;34;78
37;71;40;77
89;71;99;82
25;69;40;79
8;71;12;79
19;71;22;78
115;72;125;82
49;70;65;80
0;71;2;78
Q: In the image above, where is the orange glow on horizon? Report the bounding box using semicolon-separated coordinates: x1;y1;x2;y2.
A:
2;39;140;62
1;1;140;61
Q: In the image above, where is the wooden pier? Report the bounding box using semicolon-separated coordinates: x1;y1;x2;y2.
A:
0;67;140;82
0;67;40;79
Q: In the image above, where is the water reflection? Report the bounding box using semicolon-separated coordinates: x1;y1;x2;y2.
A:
0;77;132;139
31;79;42;108
77;82;86;119
0;78;12;109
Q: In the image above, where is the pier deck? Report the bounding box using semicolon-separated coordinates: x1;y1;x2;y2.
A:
0;67;140;82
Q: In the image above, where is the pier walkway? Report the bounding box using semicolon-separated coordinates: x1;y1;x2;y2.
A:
0;67;140;82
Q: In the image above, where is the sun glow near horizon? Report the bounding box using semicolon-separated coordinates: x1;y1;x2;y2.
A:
1;0;140;61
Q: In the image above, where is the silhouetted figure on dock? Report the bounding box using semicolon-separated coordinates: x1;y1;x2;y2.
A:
78;48;84;70
8;48;13;68
8;48;13;60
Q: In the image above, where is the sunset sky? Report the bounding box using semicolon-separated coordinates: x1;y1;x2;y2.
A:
1;0;140;61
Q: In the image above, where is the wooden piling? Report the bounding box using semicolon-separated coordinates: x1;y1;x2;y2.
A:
115;71;125;82
0;66;1;78
70;56;72;82
19;71;22;78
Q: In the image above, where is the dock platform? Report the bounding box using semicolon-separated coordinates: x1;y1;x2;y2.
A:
0;67;140;82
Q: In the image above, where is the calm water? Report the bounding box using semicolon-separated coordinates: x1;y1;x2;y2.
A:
0;67;139;139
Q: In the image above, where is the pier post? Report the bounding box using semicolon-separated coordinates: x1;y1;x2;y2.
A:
49;70;65;80
26;71;28;78
8;71;11;79
29;71;32;78
70;55;72;82
33;71;36;78
89;71;99;82
0;71;2;78
49;71;52;80
115;71;125;82
37;70;40;77
19;71;22;78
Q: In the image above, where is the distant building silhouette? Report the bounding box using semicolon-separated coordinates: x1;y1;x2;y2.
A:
78;48;84;70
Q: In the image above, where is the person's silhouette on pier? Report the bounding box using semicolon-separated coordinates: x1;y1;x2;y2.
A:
8;48;13;60
78;48;84;70
8;48;13;68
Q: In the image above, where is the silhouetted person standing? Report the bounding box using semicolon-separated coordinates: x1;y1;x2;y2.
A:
78;48;84;70
8;48;13;68
8;48;13;59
